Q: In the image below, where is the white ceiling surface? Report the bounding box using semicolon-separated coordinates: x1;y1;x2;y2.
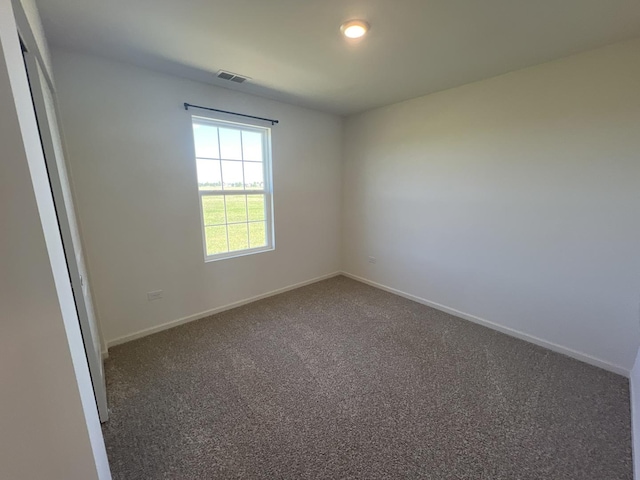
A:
37;0;640;115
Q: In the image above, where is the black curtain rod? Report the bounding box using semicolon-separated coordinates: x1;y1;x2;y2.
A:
184;103;279;125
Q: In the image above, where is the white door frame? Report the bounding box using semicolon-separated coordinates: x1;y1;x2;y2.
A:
23;49;109;422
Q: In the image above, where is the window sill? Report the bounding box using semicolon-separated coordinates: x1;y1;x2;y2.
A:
204;245;274;263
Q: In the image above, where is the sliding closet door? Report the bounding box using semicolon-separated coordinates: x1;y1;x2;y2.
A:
23;51;109;422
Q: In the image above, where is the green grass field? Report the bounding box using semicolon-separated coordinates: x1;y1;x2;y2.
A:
202;194;267;255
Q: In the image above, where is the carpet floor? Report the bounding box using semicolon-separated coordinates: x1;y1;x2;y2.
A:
102;276;631;479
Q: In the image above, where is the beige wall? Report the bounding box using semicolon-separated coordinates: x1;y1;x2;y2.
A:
342;38;640;373
51;49;343;345
0;0;108;478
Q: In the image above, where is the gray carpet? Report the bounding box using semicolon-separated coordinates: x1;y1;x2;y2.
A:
102;276;631;479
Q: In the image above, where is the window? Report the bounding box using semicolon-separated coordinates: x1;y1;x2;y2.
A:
191;116;273;261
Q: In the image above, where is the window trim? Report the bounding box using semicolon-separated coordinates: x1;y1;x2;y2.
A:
191;114;275;262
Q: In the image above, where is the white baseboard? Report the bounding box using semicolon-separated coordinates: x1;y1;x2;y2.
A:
103;269;629;377
106;271;341;349
341;271;629;377
101;349;109;360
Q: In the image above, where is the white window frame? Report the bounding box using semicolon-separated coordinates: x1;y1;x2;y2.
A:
191;114;275;262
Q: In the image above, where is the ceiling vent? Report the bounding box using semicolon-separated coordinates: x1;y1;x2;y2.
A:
216;70;250;84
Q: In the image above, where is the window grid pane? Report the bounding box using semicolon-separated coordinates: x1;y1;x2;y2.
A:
219;128;243;160
242;130;263;162
243;162;264;190
240;134;249;232
223;196;230;250
228;223;249;251
205;225;228;255
247;194;265;221
244;197;250;246
202;196;225;225
225;195;248;223
249;221;266;248
193;123;219;158
196;159;222;191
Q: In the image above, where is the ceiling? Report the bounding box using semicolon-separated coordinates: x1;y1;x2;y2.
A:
36;0;640;115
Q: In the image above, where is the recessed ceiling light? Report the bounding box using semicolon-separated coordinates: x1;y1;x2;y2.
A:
340;20;369;39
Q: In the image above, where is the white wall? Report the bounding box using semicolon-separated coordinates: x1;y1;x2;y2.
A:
0;1;109;478
342;38;640;374
51;49;343;345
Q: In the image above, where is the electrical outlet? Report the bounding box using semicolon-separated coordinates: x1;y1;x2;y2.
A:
147;290;163;301
368;256;377;264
